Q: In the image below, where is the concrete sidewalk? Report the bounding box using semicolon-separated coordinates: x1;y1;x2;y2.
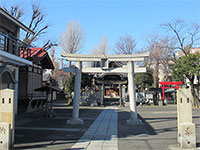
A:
14;102;200;150
71;106;118;150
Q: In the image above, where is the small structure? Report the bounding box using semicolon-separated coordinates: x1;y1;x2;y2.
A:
159;82;182;102
62;52;149;124
35;84;62;118
18;47;54;113
95;73;127;106
145;88;162;105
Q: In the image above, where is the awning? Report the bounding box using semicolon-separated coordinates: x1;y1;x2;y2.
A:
0;56;25;66
165;88;176;93
34;85;62;92
0;50;32;66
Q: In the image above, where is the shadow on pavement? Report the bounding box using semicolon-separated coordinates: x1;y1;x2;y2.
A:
14;141;72;150
118;110;157;138
117;109;179;138
197;142;200;147
14;106;103;149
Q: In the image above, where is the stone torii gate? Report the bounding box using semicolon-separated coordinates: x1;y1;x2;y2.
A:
61;52;149;124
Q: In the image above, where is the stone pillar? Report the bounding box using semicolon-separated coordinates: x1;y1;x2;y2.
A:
177;88;196;148
122;85;126;102
67;61;83;124
127;61;141;124
101;83;105;105
0;89;15;148
119;84;122;106
0;122;11;150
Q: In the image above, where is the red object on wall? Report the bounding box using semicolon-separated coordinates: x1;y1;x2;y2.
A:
159;82;183;101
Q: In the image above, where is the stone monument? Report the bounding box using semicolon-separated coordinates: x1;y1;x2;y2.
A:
0;89;15;149
177;88;196;148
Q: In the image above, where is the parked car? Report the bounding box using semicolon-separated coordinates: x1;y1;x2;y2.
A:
136;93;144;105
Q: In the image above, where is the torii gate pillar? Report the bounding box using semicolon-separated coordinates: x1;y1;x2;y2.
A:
67;61;83;124
127;61;141;124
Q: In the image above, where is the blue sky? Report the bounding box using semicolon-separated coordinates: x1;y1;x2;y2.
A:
2;0;200;57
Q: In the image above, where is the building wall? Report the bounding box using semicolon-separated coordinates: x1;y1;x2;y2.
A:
157;63;173;84
18;65;44;100
0;14;18;35
158;66;165;82
18;71;27;99
27;72;42;95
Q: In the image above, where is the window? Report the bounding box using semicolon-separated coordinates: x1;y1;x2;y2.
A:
34;68;37;73
0;34;6;51
38;69;41;74
28;66;33;72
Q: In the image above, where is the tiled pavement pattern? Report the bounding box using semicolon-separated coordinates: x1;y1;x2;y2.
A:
71;106;118;150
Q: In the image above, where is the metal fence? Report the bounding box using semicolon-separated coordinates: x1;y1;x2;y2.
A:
0;29;32;60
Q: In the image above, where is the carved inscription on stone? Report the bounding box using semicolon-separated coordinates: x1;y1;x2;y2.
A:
185;127;193;136
0;127;6;134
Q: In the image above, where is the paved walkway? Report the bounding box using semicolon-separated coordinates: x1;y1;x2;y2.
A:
14;102;200;150
71;106;118;150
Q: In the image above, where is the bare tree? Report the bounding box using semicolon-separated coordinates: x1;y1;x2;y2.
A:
115;35;136;54
2;4;24;19
2;3;51;47
60;21;84;54
146;34;174;87
161;19;200;57
50;47;69;89
85;36;108;67
50;46;56;78
92;36;107;55
58;70;69;90
24;3;49;45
